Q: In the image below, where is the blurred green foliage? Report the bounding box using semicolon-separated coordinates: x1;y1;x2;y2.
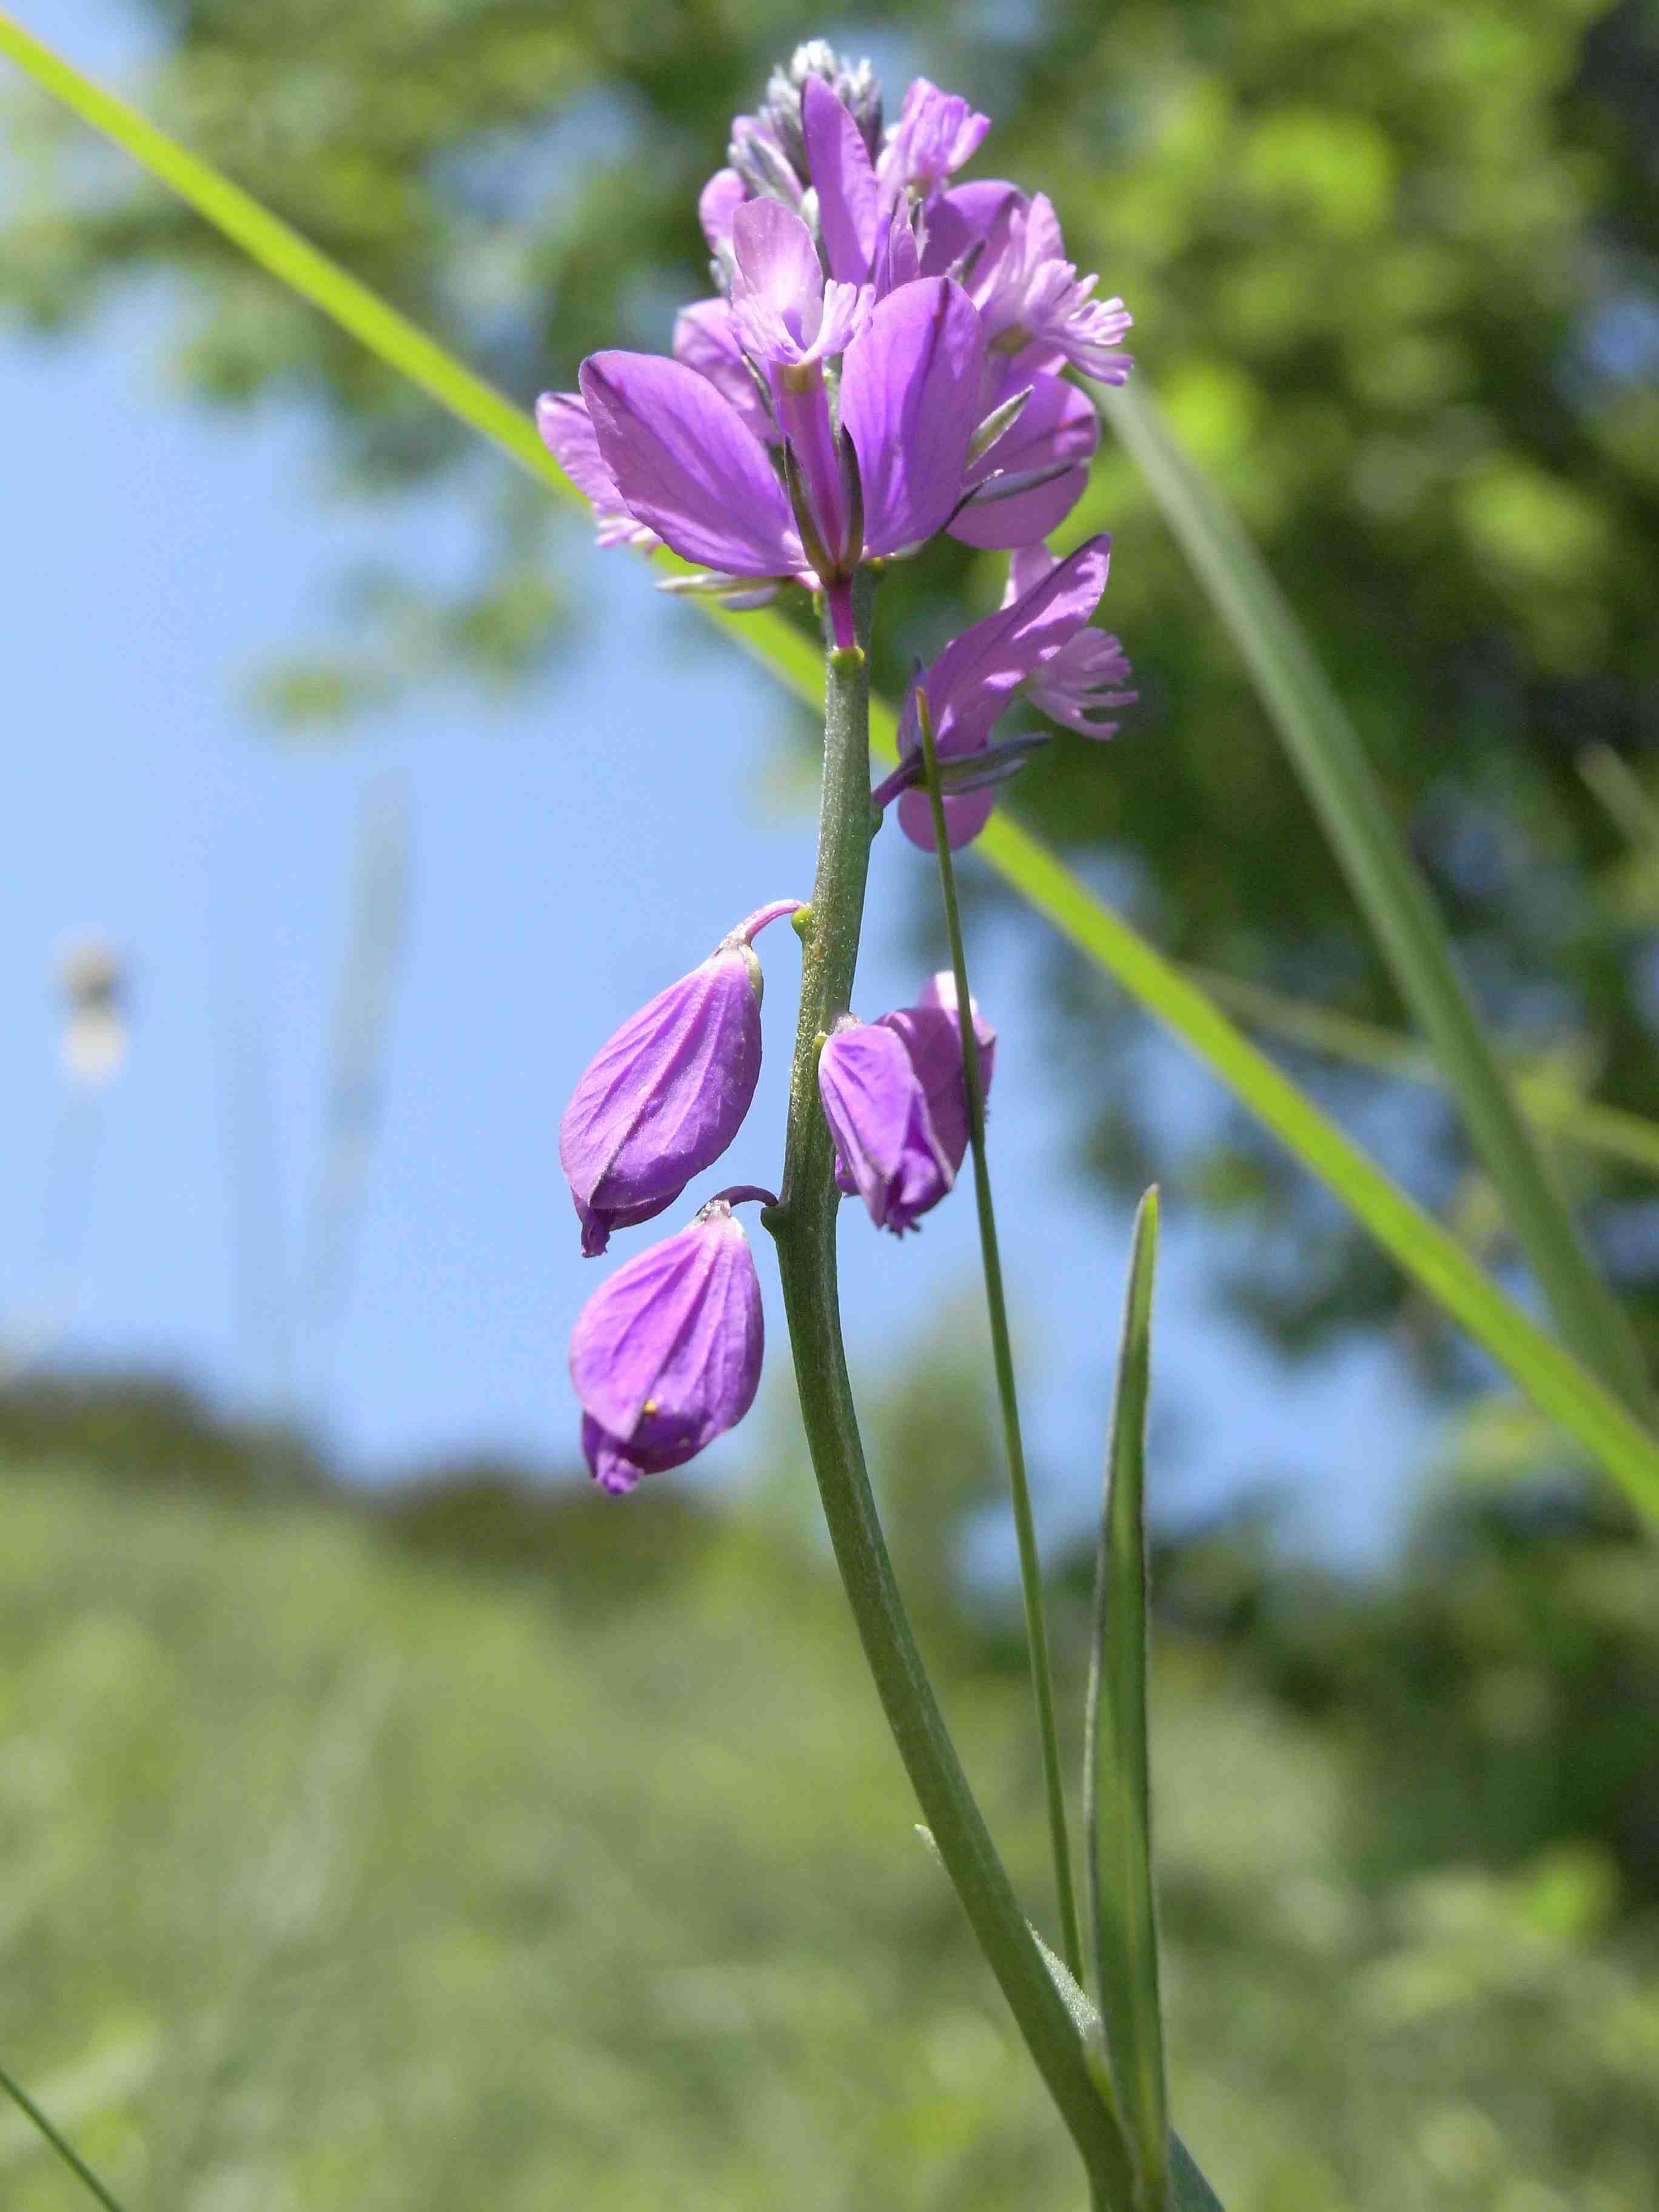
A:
0;1382;1656;2207
4;0;1657;1383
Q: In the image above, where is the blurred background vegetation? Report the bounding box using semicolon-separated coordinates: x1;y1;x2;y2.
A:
3;0;1659;2203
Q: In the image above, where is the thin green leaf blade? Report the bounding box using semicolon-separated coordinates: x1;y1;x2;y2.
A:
0;2057;128;2212
7;19;1659;1520
917;1827;1228;2207
1094;377;1651;1419
1085;1190;1170;2208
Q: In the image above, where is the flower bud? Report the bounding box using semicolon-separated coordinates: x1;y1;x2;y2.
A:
819;1015;954;1235
877;971;996;1177
560;902;800;1256
570;1196;765;1493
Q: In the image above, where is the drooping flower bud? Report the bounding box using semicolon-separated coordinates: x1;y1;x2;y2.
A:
819;1014;954;1235
570;1193;768;1493
877;971;996;1178
560;901;801;1256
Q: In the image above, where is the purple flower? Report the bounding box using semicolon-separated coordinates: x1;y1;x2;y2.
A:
729;199;870;372
537;47;1129;603
570;1195;766;1493
926;183;1133;384
820;979;997;1232
882;534;1124;850
580;350;805;583
951;350;1101;551
1011;545;1138;734
801;73;888;286
881;76;990;199
534;394;660;552
820;1016;953;1234
876;972;996;1177
561;276;983;643
560;899;800;1257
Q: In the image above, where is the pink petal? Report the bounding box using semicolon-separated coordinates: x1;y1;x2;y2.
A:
802;75;880;284
919;180;1020;277
839;279;986;558
580;352;799;577
922;534;1111;753
699;167;746;252
672;300;775;443
950;372;1099;550
896;785;998;851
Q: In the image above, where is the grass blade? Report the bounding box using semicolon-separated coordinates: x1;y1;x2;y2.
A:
0;2057;129;2211
1085;1190;1170;2208
1188;965;1659;1181
1095;378;1651;1418
5;18;1659;1517
917;1829;1228;2207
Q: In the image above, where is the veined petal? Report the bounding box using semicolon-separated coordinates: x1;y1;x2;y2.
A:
730;197;827;363
889;77;991;195
569;1205;763;1462
535;391;661;551
919;179;1020;278
819;1019;953;1233
840;278;985;558
917;534;1112;756
879;987;996;1173
580;352;800;577
558;946;762;1230
950;370;1099;549
699;166;746;252
673;299;776;441
802;75;881;284
871;196;922;299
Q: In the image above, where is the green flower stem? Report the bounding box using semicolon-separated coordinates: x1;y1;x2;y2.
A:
915;694;1084;1983
765;576;1133;2205
0;2057;129;2212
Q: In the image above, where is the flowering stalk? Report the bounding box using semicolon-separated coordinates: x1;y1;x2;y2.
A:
913;687;1084;1982
764;576;1134;2202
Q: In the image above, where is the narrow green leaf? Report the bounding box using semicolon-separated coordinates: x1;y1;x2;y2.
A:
1095;378;1651;1419
0;2057;129;2212
1085;1190;1170;2209
1188;965;1659;1181
7;19;1659;1521
916;1827;1227;2208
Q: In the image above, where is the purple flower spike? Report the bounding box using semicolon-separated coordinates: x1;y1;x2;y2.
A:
571;1196;766;1493
560;900;802;1256
820;1016;954;1235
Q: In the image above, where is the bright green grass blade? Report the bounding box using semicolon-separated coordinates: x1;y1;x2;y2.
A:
5;16;1659;1519
976;815;1659;1518
1084;1191;1170;2210
1189;965;1659;1181
1096;378;1651;1418
0;2057;129;2211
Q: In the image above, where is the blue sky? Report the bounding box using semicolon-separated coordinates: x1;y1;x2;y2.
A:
0;4;1435;1561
